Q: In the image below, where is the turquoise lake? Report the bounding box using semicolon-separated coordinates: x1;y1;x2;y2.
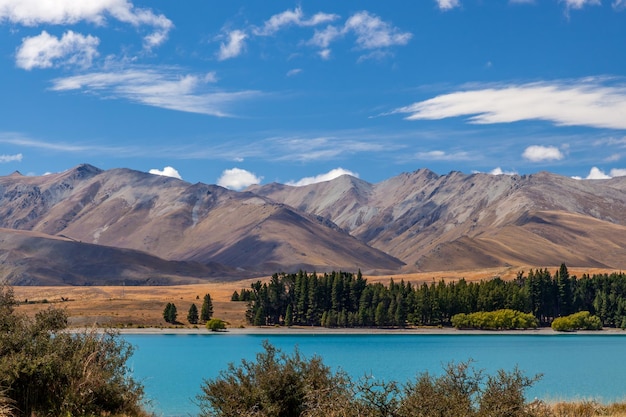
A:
124;333;626;417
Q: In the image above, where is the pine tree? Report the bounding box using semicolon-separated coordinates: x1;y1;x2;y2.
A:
163;302;177;323
201;294;213;322
187;303;199;324
285;304;293;327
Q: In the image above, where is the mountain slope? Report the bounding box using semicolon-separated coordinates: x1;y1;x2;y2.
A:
0;228;228;285
0;165;402;283
250;171;626;271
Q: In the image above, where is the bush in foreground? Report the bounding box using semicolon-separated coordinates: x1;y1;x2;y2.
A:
198;341;544;417
551;311;602;332
0;284;146;417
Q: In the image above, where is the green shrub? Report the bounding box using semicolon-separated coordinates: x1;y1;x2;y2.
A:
452;309;538;330
206;318;227;331
199;342;545;417
197;340;352;417
0;283;146;417
551;311;602;331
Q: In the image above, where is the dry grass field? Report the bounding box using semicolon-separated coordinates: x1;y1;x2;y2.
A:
13;278;261;328
12;265;617;329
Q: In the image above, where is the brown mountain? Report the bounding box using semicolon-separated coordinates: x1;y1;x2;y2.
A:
0;228;228;285
249;170;626;272
0;165;402;284
4;164;626;285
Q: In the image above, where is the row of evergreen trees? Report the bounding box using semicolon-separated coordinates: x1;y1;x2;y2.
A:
163;293;213;324
237;265;626;328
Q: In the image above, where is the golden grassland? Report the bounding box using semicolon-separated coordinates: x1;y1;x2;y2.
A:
11;265;618;329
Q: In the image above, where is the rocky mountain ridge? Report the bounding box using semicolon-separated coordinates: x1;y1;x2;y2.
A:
0;165;402;284
2;164;626;285
249;169;626;271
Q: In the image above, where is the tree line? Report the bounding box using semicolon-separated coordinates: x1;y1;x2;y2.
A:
235;265;626;328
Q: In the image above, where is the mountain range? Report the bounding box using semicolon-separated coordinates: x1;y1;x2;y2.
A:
1;164;626;285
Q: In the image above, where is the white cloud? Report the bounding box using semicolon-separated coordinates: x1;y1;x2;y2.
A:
560;0;601;10
0;0;172;49
414;150;471;161
394;79;626;130
344;11;412;49
489;167;517;175
272;136;388;162
217;30;247;61
586;167;611;179
0;153;22;163
436;0;461;10
605;153;621;162
309;11;411;56
51;67;260;117
217;168;262;190
16;30;99;70
149;166;182;180
318;48;331;60
287;168;359;187
575;167;626;179
614;0;626;10
522;145;564;162
253;7;339;36
310;25;342;49
286;68;302;77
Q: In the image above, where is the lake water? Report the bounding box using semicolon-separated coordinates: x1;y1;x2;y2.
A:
124;333;626;417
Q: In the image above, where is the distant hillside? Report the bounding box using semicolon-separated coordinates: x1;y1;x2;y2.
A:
249;170;626;272
0;228;228;285
0;165;401;284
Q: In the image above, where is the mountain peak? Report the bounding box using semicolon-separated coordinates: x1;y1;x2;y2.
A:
66;163;103;179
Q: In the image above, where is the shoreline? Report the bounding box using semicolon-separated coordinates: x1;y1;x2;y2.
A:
113;326;626;336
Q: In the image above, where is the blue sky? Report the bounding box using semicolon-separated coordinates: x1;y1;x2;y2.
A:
1;0;625;189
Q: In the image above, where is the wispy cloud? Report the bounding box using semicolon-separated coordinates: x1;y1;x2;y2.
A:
614;0;626;10
559;0;601;10
393;79;626;130
522;145;565;162
217;30;247;61
0;153;23;163
50;66;260;117
414;150;472;161
216;8;410;62
345;12;412;49
286;68;302;77
16;30;99;70
287;168;359;186
217;168;262;190
0;133;130;154
270;136;389;162
253;7;339;36
309;11;411;59
148;166;182;180
0;0;172;50
436;0;461;11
